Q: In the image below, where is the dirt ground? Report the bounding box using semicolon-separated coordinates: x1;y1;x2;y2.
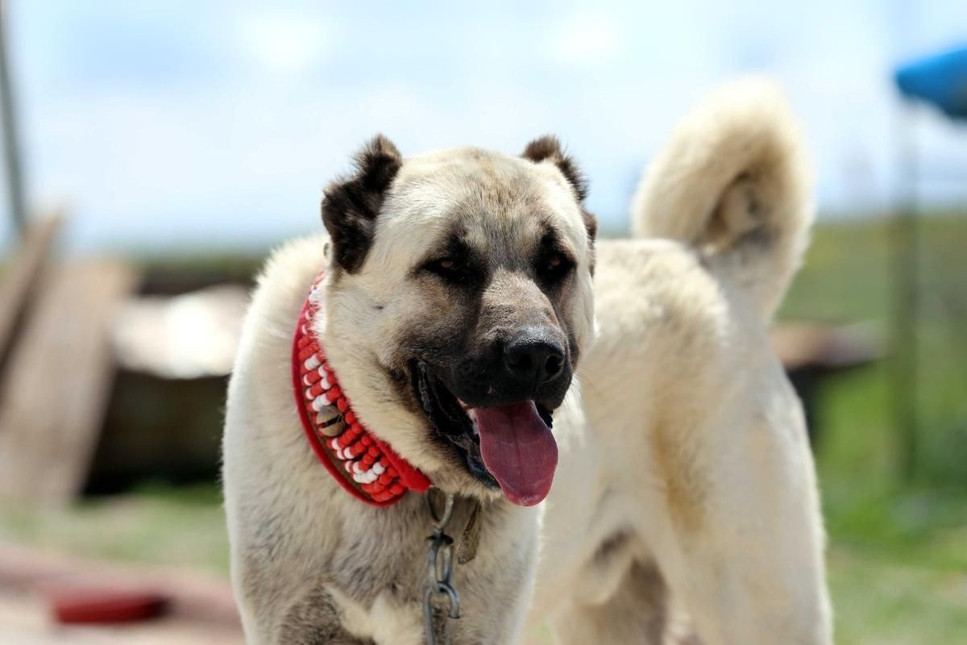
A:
0;590;241;644
0;544;242;645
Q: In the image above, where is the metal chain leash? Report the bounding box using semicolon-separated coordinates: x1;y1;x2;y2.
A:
423;487;460;645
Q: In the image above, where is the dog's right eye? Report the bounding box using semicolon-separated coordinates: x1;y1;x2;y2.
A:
423;257;468;283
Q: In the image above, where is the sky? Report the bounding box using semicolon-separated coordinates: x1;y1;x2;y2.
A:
0;0;965;253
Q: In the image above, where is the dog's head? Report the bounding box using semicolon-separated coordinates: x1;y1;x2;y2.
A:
319;135;596;505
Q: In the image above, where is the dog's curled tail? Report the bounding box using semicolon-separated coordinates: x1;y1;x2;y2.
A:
630;77;813;322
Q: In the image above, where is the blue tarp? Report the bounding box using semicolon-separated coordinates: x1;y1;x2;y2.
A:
895;46;967;119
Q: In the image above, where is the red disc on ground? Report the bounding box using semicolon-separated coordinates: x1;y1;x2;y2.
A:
48;588;169;624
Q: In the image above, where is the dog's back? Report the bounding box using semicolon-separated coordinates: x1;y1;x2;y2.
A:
536;79;831;644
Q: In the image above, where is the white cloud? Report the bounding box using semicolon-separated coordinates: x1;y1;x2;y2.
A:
235;12;332;76
545;14;624;66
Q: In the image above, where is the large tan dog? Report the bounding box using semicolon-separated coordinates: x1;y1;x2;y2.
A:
223;79;832;644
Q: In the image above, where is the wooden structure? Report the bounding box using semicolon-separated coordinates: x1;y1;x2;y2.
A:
0;218;139;504
770;322;882;445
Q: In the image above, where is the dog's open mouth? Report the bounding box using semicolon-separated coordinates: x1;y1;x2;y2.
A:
413;361;558;506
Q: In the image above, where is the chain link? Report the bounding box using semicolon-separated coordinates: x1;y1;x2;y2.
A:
423;487;460;645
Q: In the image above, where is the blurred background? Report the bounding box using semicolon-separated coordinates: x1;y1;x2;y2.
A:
0;1;964;643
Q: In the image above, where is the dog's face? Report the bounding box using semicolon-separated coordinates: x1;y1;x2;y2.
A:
320;135;596;505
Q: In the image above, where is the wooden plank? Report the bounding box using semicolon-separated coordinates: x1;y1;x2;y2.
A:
0;259;139;504
771;322;882;372
0;215;62;363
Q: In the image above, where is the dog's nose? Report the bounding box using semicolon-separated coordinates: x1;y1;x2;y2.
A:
503;332;566;385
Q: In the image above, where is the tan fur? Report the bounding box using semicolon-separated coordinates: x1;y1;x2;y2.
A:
223;79;831;644
649;419;708;535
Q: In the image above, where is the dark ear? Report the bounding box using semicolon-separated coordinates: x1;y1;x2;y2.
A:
321;134;402;273
522;135;588;203
522;135;597;252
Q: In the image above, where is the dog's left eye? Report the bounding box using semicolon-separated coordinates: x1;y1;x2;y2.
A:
537;252;575;285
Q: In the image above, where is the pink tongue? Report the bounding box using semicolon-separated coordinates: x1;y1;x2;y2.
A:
475;401;558;506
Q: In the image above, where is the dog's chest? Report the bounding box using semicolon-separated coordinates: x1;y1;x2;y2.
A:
300;500;538;644
334;589;426;645
308;552;525;645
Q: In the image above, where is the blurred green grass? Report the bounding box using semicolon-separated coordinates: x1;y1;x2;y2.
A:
0;482;230;578
1;214;965;642
779;213;967;644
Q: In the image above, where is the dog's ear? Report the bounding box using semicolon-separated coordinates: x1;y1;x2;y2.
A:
522;135;588;203
522;135;597;250
322;134;403;274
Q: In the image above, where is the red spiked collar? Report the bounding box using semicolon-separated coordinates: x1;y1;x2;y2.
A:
292;272;432;506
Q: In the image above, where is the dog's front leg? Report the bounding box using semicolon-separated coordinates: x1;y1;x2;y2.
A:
644;395;833;645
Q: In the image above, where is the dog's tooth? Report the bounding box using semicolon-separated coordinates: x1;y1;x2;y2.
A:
304;355;321;370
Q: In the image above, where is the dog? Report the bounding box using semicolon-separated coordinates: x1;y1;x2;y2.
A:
222;78;832;644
